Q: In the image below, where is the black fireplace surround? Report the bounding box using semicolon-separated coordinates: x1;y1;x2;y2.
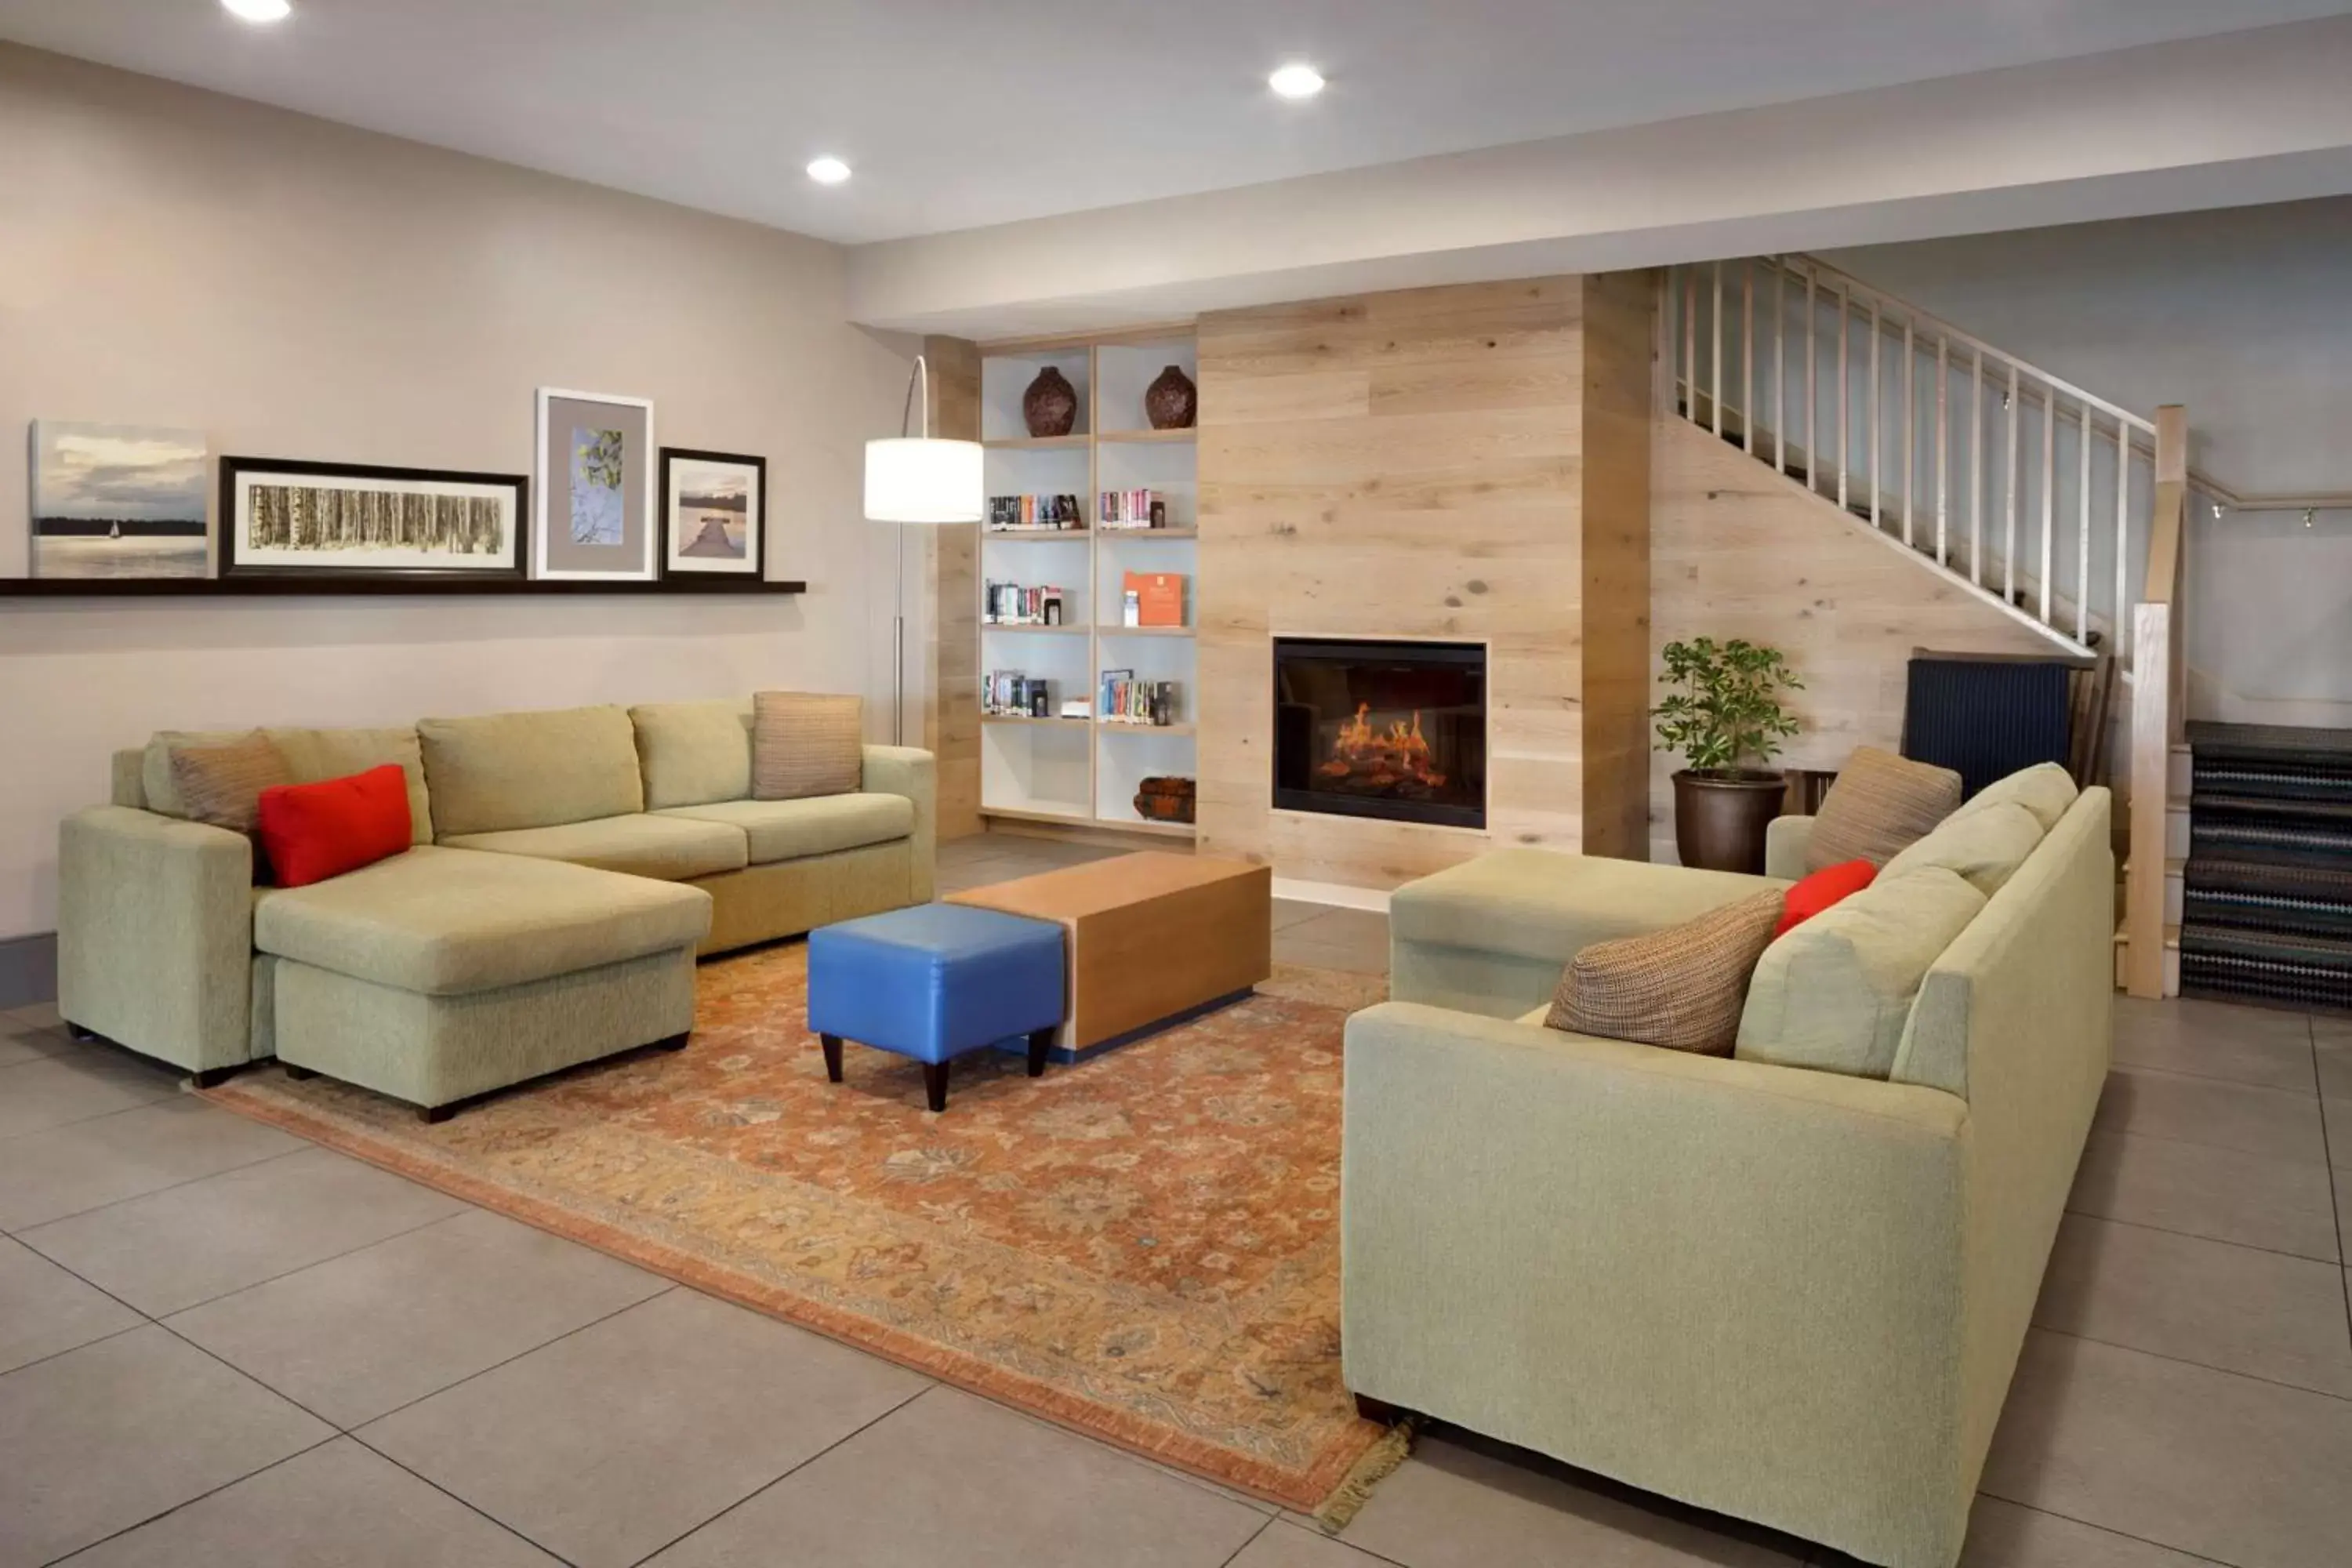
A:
1272;637;1487;829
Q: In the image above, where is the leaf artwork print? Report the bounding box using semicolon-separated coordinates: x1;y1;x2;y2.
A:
570;425;626;546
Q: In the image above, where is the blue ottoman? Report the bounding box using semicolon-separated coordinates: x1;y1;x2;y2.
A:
806;903;1065;1112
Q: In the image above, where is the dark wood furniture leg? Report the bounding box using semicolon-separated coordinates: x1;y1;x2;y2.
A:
1353;1392;1411;1426
67;1022;99;1042
652;1031;690;1052
821;1033;844;1083
419;1103;456;1125
1026;1027;1054;1077
187;1065;238;1090
923;1060;949;1113
282;1063;318;1080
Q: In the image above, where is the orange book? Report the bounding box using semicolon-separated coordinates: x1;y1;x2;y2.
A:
1125;570;1185;629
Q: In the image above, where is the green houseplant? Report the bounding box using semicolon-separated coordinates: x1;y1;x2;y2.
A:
1653;637;1803;873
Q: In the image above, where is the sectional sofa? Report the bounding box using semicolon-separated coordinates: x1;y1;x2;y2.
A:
57;699;934;1117
1342;771;2113;1568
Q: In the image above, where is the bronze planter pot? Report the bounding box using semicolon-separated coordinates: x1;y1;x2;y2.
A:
1671;769;1787;874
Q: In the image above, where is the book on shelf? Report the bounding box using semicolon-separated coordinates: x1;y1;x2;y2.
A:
988;493;1083;531
982;580;1065;626
983;671;1059;719
1097;489;1171;529
1097;669;1180;727
1121;570;1185;629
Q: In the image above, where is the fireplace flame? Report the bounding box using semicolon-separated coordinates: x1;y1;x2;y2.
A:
1319;702;1447;790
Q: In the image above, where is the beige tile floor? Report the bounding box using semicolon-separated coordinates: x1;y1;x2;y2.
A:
0;832;2346;1566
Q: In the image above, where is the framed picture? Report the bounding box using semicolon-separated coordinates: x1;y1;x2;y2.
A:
535;388;655;582
659;448;766;578
218;456;526;580
29;420;210;579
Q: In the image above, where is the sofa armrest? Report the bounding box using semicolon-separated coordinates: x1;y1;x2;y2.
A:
860;746;936;902
57;806;256;1072
1341;1000;1975;1566
1765;813;1814;879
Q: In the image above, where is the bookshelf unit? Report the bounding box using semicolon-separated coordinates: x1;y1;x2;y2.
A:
978;328;1198;837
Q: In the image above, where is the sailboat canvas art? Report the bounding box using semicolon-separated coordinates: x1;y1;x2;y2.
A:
29;420;210;578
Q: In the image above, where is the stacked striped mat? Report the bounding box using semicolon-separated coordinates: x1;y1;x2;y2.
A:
2181;721;2352;1013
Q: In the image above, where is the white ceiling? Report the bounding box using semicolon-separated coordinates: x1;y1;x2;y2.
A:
3;0;2350;245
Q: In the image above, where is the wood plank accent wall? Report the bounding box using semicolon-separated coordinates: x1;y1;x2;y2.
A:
1196;275;1654;890
1648;412;2060;857
921;334;982;840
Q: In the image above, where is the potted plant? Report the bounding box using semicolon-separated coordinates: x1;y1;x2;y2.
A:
1653;637;1803;873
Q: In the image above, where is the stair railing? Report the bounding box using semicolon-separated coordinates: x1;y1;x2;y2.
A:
1666;256;2161;664
2125;407;2190;1000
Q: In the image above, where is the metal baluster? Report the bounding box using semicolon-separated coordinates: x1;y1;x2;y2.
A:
1868;296;1881;531
1711;261;1724;439
1742;263;1755;455
2040;387;2056;627
1901;315;1915;548
2078;401;2092;644
1774;263;1786;475
1935;336;1948;567
1682;268;1696;420
1805;272;1818;495
1971;348;1984;586
2004;363;2019;607
2115;419;2131;659
1837;283;1849;512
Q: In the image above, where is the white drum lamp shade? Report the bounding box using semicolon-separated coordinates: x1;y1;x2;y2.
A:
864;436;982;524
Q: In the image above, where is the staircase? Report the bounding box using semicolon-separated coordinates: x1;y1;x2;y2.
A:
1665;254;2190;997
2177;722;2352;1011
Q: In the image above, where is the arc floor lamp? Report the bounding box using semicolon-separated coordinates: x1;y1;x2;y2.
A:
866;354;982;745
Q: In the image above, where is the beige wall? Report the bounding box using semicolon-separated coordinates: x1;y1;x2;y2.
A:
1194;275;1651;891
0;45;915;937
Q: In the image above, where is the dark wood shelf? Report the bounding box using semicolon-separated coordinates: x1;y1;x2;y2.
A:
0;576;807;599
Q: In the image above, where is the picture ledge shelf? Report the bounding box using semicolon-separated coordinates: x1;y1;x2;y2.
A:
0;577;807;598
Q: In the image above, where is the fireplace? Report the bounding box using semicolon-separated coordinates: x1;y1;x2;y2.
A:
1272;637;1487;829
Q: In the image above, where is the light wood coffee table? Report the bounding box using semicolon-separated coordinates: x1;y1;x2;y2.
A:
948;851;1272;1058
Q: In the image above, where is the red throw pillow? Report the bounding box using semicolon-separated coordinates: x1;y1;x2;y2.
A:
256;764;413;888
1776;858;1878;938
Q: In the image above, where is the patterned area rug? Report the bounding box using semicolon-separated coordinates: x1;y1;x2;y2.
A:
206;946;1396;1514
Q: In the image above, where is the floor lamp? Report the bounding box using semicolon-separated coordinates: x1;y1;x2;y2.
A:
865;355;983;745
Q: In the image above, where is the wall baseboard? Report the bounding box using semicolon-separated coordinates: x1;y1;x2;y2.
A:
0;932;58;1011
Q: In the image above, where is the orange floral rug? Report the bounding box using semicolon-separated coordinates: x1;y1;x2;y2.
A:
206;945;1395;1515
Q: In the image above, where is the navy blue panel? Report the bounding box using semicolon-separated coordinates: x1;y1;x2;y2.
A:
1903;659;2072;799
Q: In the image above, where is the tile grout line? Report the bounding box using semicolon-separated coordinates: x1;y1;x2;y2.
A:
38;1432;349;1568
343;1282;678;1433
2082;1120;2334;1171
2032;1322;2352;1406
2314;1015;2352;1356
1214;1512;1279;1568
2108;1057;2326;1100
336;1431;586;1568
611;1377;938;1568
2;1136;322;1236
2060;1203;2340;1268
1973;1490;2249;1568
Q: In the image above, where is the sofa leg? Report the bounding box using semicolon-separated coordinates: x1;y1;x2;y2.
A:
923;1060;949;1113
652;1031;690;1053
419;1103;456;1125
1026;1027;1053;1078
1353;1392;1411;1426
283;1064;318;1081
187;1065;239;1090
821;1033;844;1083
66;1022;100;1043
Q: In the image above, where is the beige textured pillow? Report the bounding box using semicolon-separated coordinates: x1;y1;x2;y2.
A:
1806;747;1962;871
1544;890;1786;1055
1944;760;2078;834
1879;799;2045;898
752;691;864;800
166;731;292;878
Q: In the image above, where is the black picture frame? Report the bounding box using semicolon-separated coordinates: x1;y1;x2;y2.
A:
658;448;768;579
217;456;529;582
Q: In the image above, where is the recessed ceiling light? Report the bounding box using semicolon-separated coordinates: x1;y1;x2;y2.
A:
806;156;852;186
221;0;292;22
1269;63;1324;100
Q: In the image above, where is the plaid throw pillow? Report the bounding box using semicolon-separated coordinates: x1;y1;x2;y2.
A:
751;691;864;800
1544;889;1786;1054
166;731;292;881
1806;747;1962;871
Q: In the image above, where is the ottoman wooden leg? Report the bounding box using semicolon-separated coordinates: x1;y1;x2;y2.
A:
187;1065;238;1090
923;1061;949;1113
67;1022;100;1042
820;1033;844;1083
1026;1027;1053;1077
283;1064;318;1081
419;1103;456;1125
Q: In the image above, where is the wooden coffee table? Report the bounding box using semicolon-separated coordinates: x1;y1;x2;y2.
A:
948;851;1272;1057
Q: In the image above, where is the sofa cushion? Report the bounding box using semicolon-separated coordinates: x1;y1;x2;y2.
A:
1880;800;2045;898
258;765;413;888
1390;848;1786;968
655;794;912;865
1947;760;2078;833
265;725;436;846
253;844;710;996
439;813;748;881
753;691;864;800
167;731;292;880
1806;747;1963;871
1736;866;1987;1080
142;729;250;818
1777;858;1878;937
417;705;644;837
631;699;753;810
1545;889;1785;1054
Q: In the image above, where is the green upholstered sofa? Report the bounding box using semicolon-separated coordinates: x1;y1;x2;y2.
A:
1342;779;2113;1568
56;699;935;1116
